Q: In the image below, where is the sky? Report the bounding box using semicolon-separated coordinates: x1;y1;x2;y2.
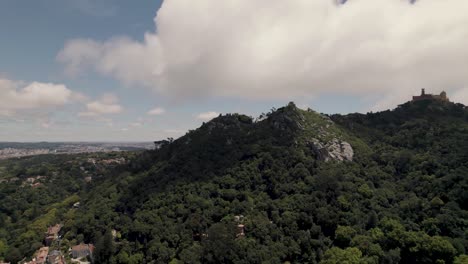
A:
1;0;468;142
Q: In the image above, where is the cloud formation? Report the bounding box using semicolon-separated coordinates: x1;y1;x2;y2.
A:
147;107;166;116
196;111;219;121
78;93;123;117
58;0;468;109
0;78;72;116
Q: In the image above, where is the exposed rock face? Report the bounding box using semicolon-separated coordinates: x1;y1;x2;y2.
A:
265;103;354;162
269;104;306;131
310;138;354;162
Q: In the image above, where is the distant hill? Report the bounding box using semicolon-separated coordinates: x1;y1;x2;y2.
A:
1;100;467;263
0;142;154;150
0;142;154;160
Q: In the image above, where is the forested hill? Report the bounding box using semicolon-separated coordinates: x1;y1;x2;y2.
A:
1;100;468;263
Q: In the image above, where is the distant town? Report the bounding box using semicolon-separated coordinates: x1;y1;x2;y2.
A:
0;142;154;160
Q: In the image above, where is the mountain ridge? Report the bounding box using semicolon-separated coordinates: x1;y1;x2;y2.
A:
1;99;467;263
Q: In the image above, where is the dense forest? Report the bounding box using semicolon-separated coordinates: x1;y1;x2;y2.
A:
1;100;467;263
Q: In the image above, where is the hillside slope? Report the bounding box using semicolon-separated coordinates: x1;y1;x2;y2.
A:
1;101;467;263
67;101;467;263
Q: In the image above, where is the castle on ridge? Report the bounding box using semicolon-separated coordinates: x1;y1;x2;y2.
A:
412;89;449;102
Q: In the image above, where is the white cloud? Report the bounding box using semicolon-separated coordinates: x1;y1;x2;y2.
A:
130;122;143;127
58;39;103;76
58;0;468;109
0;78;72;116
147;107;166;115
40;120;53;129
196;111;219;121
78;93;123;117
70;91;89;103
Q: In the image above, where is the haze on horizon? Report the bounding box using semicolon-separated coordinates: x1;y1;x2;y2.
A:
1;0;467;142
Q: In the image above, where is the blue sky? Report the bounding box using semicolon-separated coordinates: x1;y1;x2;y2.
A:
1;0;467;141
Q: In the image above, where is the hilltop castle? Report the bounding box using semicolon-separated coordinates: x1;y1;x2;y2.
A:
412;89;449;102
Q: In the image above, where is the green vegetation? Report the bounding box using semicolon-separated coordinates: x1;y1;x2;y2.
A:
0;152;135;262
0;100;467;263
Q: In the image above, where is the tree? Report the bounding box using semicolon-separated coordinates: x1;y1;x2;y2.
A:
320;247;365;264
202;223;237;263
179;243;203;264
5;247;22;263
454;255;468;264
334;226;356;248
94;230;115;264
366;211;378;230
0;240;7;260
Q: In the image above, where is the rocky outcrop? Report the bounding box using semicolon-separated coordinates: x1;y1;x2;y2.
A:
204;114;253;133
310;138;354;162
270;114;305;131
265;103;354;162
269;103;306;131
